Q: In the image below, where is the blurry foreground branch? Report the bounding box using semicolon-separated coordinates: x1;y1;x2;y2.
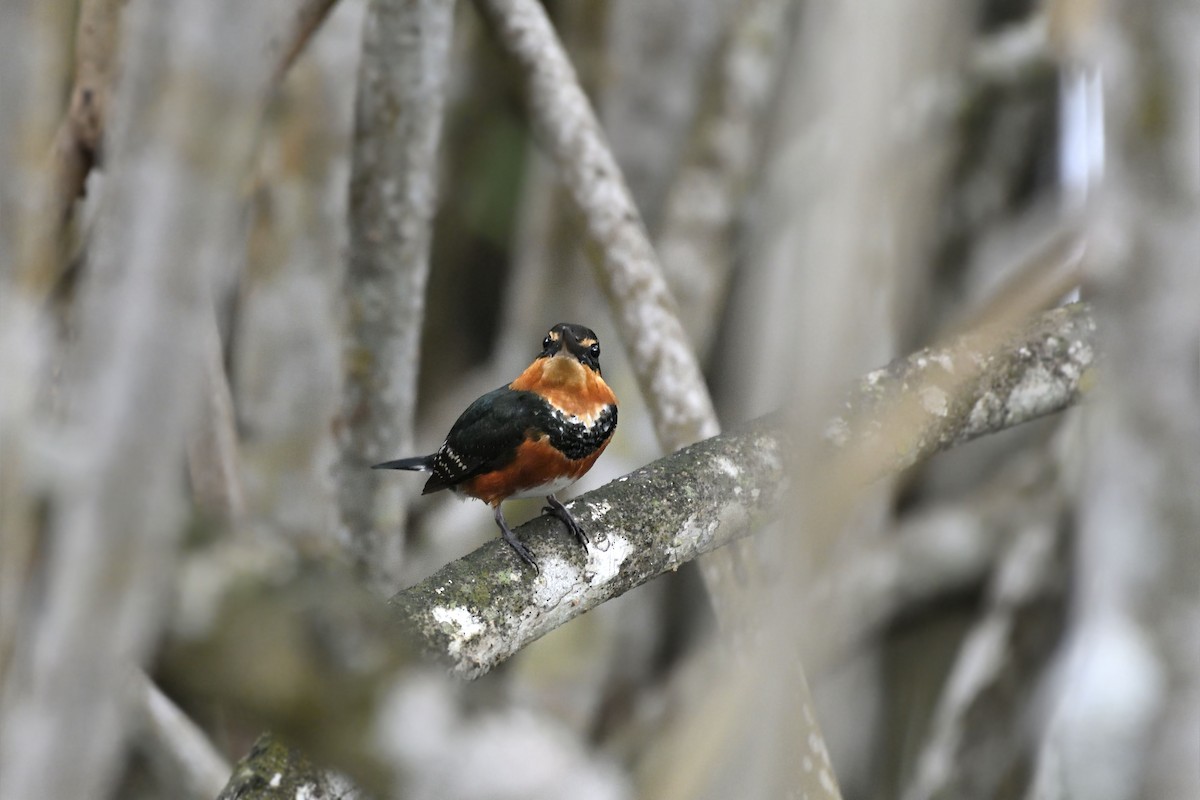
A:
0;2;281;798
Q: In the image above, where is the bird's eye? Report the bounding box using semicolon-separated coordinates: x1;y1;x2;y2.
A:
543;335;553;349
589;343;600;358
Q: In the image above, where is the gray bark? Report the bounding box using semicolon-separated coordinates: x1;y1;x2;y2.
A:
337;0;454;594
186;312;246;522
657;0;792;356
0;2;281;798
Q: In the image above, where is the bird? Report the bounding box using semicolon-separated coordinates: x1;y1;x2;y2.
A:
373;323;618;572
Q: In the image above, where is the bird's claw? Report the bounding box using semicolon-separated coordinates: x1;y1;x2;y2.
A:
496;507;540;574
509;538;540;574
543;497;589;549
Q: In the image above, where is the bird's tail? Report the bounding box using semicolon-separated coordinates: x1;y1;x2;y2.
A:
372;455;434;472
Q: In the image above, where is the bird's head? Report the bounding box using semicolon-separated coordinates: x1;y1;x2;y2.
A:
539;323;603;375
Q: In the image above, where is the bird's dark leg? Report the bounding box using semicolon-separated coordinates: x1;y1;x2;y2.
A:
543;494;589;548
494;505;539;573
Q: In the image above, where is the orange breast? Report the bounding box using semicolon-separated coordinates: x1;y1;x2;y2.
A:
459;436;611;506
509;356;617;419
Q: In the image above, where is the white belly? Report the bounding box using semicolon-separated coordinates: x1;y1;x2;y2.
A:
508;474;579;499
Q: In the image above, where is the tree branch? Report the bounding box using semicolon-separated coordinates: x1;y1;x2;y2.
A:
657;0;792;356
473;0;754;661
131;671;232;800
38;0;345;299
269;0;342;85
337;0;454;594
393;303;1096;677
0;2;281;797
44;0;125;259
475;0;720;452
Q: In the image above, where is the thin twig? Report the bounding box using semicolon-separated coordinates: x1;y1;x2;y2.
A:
186;311;246;521
131;671;232;800
902;494;1067;800
270;0;342;84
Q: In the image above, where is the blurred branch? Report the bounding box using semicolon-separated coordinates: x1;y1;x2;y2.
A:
815;450;1062;667
131;671;232;800
657;0;791;356
42;0;125;285
600;0;730;227
0;0;73;688
270;0;342;84
901;497;1067;800
164;551;414;798
38;0;345;299
1029;2;1200;799
0;1;281;797
337;0;454;594
475;0;720;452
186;311;246;522
952;214;1084;333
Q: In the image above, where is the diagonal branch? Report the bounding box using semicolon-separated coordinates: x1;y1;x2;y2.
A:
390;303;1096;676
39;0;346;299
269;0;342;85
474;0;720;452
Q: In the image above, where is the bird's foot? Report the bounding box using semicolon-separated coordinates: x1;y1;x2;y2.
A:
495;507;539;574
544;495;589;549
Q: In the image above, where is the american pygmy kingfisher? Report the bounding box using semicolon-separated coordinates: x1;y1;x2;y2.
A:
373;323;618;571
